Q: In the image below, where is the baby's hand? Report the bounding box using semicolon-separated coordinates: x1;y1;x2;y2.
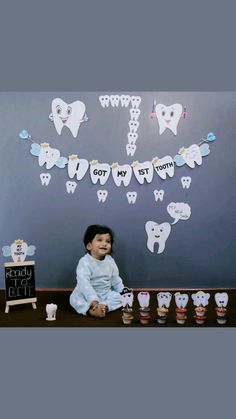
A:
89;303;107;318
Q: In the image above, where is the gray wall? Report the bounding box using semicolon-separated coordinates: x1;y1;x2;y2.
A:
1;92;236;288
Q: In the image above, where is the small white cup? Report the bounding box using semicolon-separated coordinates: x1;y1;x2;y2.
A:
46;303;58;321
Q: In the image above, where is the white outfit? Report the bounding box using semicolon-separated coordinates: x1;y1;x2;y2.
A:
70;253;124;315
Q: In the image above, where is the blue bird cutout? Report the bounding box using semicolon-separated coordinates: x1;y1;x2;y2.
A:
19;129;30;139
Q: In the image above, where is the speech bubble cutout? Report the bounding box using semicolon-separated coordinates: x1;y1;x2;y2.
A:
167;202;191;225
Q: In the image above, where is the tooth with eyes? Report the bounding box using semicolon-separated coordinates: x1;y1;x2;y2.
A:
174;292;189;309
99;95;110;108
10;240;28;263
157;292;172;308
90;160;111;185
132;161;154;184
66;181;77;194
129;120;140;133
155;103;183;135
152;156;175;180
191;291;210;307
120;95;131;107
121;288;134;308
127;132;138;144
215;292;229;308
181;176;192;189
38;143;60;170
50;98;86;138
97;190;108;203
179;144;202;168
130;108;141;121
110;95;120;107
68;154;89;180
145;221;171;254
131;96;141;108
137;291;150;308
154;189;164;202
126;144;137;156
111;163;132;187
126;191;137;204
40;173;51;186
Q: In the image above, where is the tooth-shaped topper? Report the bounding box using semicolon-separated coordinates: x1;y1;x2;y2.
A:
145;221;171;254
90;160;111;185
132;161;154;184
174;292;189;309
120;287;134;308
137;291;150;308
157;292;172;308
50;98;87;138
181;176;192;189
167;202;191;225
178;144;202;168
68;155;89;180
97;190;108;203
126;191;137;204
155;103;183;135
191;291;210;307
152;156;175;180
111;163;132;187
215;292;229;308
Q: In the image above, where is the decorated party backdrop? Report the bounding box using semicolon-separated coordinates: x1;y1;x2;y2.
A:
0;92;236;288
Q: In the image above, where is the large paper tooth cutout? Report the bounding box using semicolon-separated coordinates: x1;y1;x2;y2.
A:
167;202;191;225
132;161;154;184
174;292;189;309
38;143;60;170
152;156;175;180
66;181;77;194
179;144;202;168
157;292;172;308
97;190;108;203
40;173;51;186
110;95;120;107
131;96;141;108
90;160;111;185
111;163;132;187
68;155;89;180
120;95;131;107
127;132;138;144
137;291;150;308
154;189;164;202
130;108;141;121
155;103;183;135
181;176;192;189
10;239;28;263
126;144;137;156
99;95;110;108
191;291;210;307
129;120;139;133
145;221;171;254
51;98;86;138
215;292;229;308
126;191;137;204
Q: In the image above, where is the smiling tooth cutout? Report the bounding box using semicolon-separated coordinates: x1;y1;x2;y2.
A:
130;108;141;121
179;144;202;168
174;292;189;309
38;143;60;169
127;132;138;144
129;120;140;133
157;292;172;308
181;176;192;189
152;156;174;180
66;181;77;194
111;163;132;187
137;291;150;308
145;221;171;254
126;191;137;204
40;173;51;186
51;98;86;138
68;155;89;180
97;190;108;203
90;160;111;185
155;103;183;135
154;189;164;202
215;292;229;308
191;291;210;307
120;95;131;107
99;95;110;108
132;161;154;184
126;144;137;156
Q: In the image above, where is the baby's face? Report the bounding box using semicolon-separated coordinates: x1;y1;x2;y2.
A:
87;233;111;260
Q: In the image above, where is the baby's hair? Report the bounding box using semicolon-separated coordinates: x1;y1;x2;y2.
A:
83;225;114;252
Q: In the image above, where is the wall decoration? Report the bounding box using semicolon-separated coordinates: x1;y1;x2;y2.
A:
30;142;67;169
167;202;191;225
97;190;108;203
40;173;51;186
153;189;164;202
49;98;88;138
126;191;137;204
90;160;111;185
145;221;171;254
66;181;77;194
181;176;191;189
155;103;183;135
126;143;136;156
68;154;89;180
132;160;154;184
152;155;175;179
111;163;132;187
2;239;36;263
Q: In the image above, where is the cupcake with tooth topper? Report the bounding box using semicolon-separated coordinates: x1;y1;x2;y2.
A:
215;292;229;325
156;292;172;324
137;291;151;324
191;291;210;325
174;292;189;325
121;287;134;325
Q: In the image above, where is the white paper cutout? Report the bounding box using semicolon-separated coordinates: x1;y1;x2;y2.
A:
145;221;171;254
130;96;141;108
111;163;132;187
50;98;87;138
66;181;77;194
120;95;131;107
38;143;60;170
97;190;108;203
191;291;210;307
154;189;164;202
167;202;191;225
126;144;137;156
99;95;110;108
128;120;139;133
68;155;89;180
152;156;175;180
174;292;189;309
40;173;51;186
137;291;150;308
2;239;36;263
132;161;154;184
90;160;111;185
130;108;141;121
155;103;183;135
215;292;229;308
126;191;137;204
181;176;192;189
110;95;120;107
127;132;138;144
178;144;202;168
46;303;57;321
157;292;172;308
120;287;134;307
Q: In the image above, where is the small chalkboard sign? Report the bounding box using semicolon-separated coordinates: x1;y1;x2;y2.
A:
4;261;37;313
